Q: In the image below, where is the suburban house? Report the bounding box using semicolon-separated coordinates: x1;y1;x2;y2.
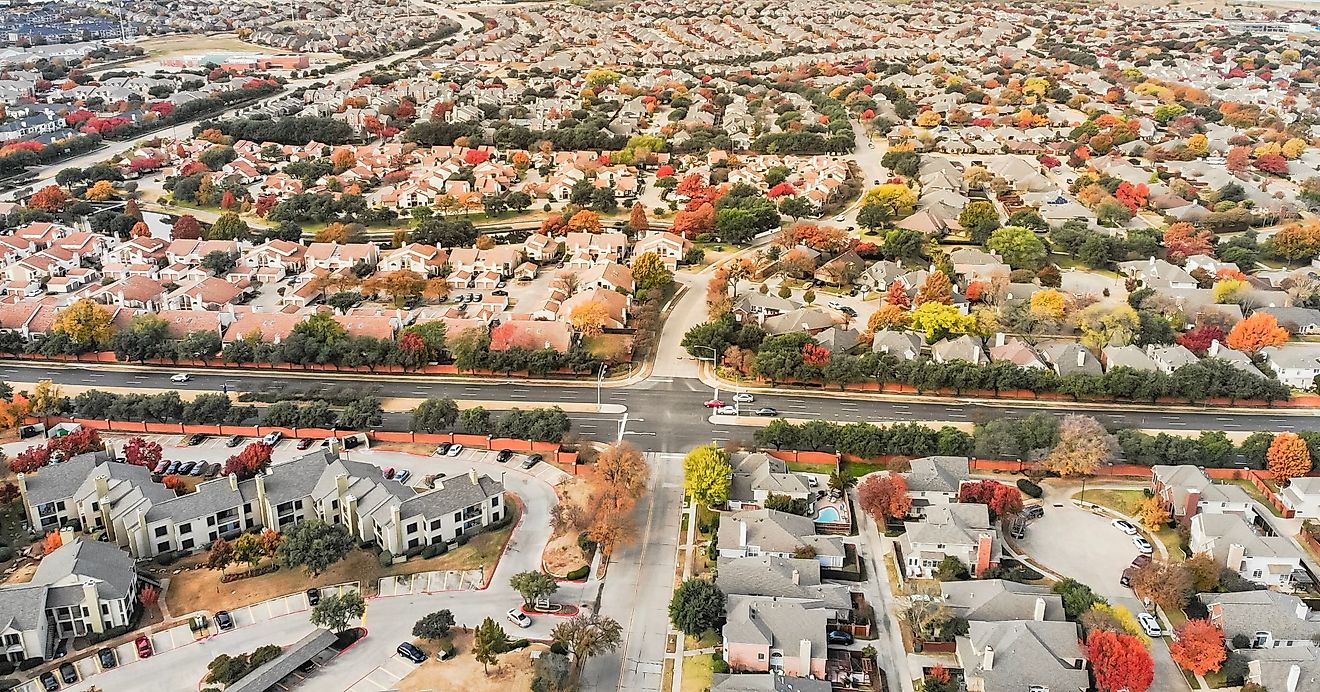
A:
1204;591;1320;649
632;231;690;271
1244;646;1320;692
1151;465;1256;524
940;580;1066;622
900;503;1000;579
955;620;1089;692
716;555;852;620
1279;478;1320;519
717;509;848;569
16;450;506;560
1260;343;1320;389
378;243;448;276
1190;513;1305;589
709;672;830;692
0;537;141;662
723;597;828;679
901;456;971;513
727;453;813;510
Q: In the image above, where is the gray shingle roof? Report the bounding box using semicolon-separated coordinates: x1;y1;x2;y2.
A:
716;556;851;612
22;452;111;506
1204;591;1320;642
723;596;826;654
710;673;831;692
940;579;1065;622
32;538;137;601
398;471;503;522
958;620;1088;692
902;456;969;494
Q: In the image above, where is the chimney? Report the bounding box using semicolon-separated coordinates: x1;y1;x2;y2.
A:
994;332;1006;348
94;475;109;499
1184;489;1201;523
1226;542;1246;572
798;638;812;677
82;579;105;635
335;473;348;498
390;503;403;553
739;519;748;548
15;473;27;503
792;569;800;585
1076;349;1086;368
344;494;358;537
1208;339;1222;357
1287;663;1301;692
228;472;239;492
255;474;269;527
1034;597;1046;621
469;468;478;484
982;644;994;671
974;533;993;576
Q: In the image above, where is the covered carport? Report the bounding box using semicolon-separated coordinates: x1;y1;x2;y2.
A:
225;629;338;692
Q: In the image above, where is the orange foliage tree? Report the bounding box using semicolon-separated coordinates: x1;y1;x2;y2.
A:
1267;432;1312;485
1169;619;1226;676
42;531;63;555
858;474;911;521
1087;630;1154;692
1225;312;1289;353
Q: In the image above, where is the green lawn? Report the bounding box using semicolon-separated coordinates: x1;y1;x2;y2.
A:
786;460;836;474
1218;479;1283;517
684;629;721;651
842;461;888;481
680;653;716;692
1073;489;1145;517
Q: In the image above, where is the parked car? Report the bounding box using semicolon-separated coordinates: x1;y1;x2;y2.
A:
833;215;846;223
397;642;426;663
216;610;234;631
152;460;170;474
808;476;819;488
702;399;724;408
263;431;283;445
165;460;182;475
306;588;320;606
838;305;857;317
97;647;117;669
506;608;532;628
496;449;514;463
207;463;222;477
170;373;192;383
827;630;854;645
1137;612;1162;638
754;407;779;416
226;435;243;447
521;454;542;470
297;438;315;450
342;436;362;449
383;467;396;479
1131;554;1152;569
1022;503;1045;520
716;405;738;415
38;672;58;691
492;290;508;296
135;635;153;658
468;293;480;302
436;443;452;456
184;433;205;446
446;444;463;457
20;424;41;438
1132;536;1154;554
827;300;847;310
395;469;412;484
177;461;197;476
1111;519;1138;535
732;392;754;403
58;663;77;685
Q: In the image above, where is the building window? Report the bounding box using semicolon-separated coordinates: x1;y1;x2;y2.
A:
406;522;418;535
154;526;168;538
181;538;195;551
178;522;191;534
156;542;169;553
491;497;499;507
453;511;461;522
430;518;442;531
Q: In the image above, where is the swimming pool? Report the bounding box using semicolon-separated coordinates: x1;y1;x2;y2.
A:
815;506;842;523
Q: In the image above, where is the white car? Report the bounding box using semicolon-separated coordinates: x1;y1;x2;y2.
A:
1137;612;1162;638
170;373;191;383
1132;536;1154;554
1111;519;1138;535
263;431;282;445
506;609;532;628
732;393;754;403
827;301;846;310
446;443;464;457
833;215;845;222
716;405;738;416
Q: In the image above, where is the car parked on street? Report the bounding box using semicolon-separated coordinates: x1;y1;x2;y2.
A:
184;433;206;446
165;460;182;475
1131;554;1152;569
216;610;234;631
1137;612;1162;638
226;435;243;447
732;393;754;403
170;373;192;383
135;635;153;658
395;469;412;484
297;438;315;450
263;431;283;445
716;405;738;415
754;407;779;416
97;647;117;669
436;443;452;455
383;467;396;479
496;449;514;463
152;460;170;474
1111;519;1138;535
703;399;724;408
38;672;58;691
1132;536;1153;554
521;454;542;470
506;609;532;628
446;444;463;457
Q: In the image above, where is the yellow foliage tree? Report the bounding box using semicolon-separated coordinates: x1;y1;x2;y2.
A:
1029;289;1067;319
863;184;918;216
569;301;610;336
915;110;942;127
84;180;117;201
1137;496;1171;530
52;298;113;346
867;305;911;333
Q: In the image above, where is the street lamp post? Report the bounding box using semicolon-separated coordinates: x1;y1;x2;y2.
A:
595;363;607;412
692;345;719;403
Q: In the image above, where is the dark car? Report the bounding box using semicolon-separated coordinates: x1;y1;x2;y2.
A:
520;453;542;470
827;630;854;646
754;407;779;417
1023;504;1045;520
1131;554;1152;569
297;438;315;450
306;588;321;606
38;672;59;691
342;436;362;449
97;647;117;669
207;462;222;477
185;433;205;446
216;610;234;631
436;443;452;456
152;460;171;474
58;662;77;684
492;289;508;296
165;460;182;475
397;642;426;663
226;435;244;447
177;461;197;476
496;449;514;463
19;424;40;438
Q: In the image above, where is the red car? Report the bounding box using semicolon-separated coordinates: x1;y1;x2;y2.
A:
297;438;315;450
383;467;396;479
135;635;153;659
703;399;724;408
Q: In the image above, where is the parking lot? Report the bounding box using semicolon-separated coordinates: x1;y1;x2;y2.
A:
377;569;483;596
222;582;360;629
346;654;418;692
1016;497;1145;602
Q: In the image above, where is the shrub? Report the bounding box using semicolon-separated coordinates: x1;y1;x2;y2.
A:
1016;478;1043;498
565;565;590;580
0;548;13;562
550;642;568;656
454;534;469;546
421;545;440;559
378;550;394;567
154;550;179;566
405;545;425;558
711;654;730;674
250;645;281;667
576;532;596;554
504;638;530;651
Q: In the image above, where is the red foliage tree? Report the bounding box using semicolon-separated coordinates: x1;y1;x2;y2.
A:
138;585;160;607
220;190;237;210
766;182;796;199
223;442;274;480
958;480;1024;519
655;164;675;178
162;474;186;491
123;436;163;467
1169;619;1226;676
29;185;70;212
965;281;988;303
1087;630;1154;692
47;428;102;458
857;474;912;521
1255;153;1288;175
1176;324;1224;356
1115;182;1149;212
9;446;50;474
1163;222;1215;260
676;173;708;199
462;149;490;165
254;194;277;218
172;214;203;240
885;281;911;309
802;343;831;367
